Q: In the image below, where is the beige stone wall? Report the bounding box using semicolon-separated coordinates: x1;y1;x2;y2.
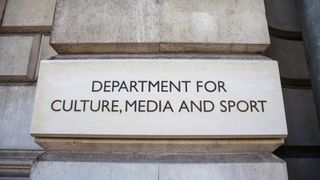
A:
0;0;318;179
0;0;56;178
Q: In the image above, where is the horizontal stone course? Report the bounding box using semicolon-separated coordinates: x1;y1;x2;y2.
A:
35;138;283;154
0;150;42;179
51;0;270;54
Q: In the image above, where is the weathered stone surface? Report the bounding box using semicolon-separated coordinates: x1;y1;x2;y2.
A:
264;0;301;32
282;88;320;146
35;138;283;154
30;154;288;180
284;158;320;180
0;0;56;33
50;0;270;54
0;35;41;81
266;36;309;79
0;85;41;150
0;0;6;23
51;0;159;54
159;0;270;53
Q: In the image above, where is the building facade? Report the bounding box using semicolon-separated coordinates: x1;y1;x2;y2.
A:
0;0;319;179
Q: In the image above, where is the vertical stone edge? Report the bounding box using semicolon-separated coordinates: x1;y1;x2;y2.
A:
0;0;7;27
34;34;45;80
27;34;42;81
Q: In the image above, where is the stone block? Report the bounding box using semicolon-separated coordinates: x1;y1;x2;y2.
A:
0;85;41;150
0;0;6;23
282;88;320;146
266;36;309;80
51;0;159;54
0;35;41;81
50;0;270;54
159;0;270;53
0;0;56;33
264;0;301;32
30;154;288;180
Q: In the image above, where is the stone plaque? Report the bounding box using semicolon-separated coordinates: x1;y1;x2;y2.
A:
31;59;287;138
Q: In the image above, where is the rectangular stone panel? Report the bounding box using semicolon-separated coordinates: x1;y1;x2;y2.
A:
50;0;269;54
31;59;287;139
0;0;56;33
0;35;41;81
0;85;41;150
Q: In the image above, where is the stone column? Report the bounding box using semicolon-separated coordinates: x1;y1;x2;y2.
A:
295;0;320;124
